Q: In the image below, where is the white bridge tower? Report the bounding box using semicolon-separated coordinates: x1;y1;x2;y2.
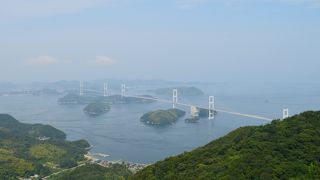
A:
283;108;289;119
104;83;109;97
121;84;126;97
172;89;178;108
79;81;84;96
209;96;215;119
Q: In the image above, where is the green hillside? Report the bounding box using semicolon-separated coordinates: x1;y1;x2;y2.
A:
0;114;66;139
132;111;320;179
48;164;132;180
0;114;90;179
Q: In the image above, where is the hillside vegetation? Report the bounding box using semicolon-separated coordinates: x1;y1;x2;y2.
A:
140;109;186;126
0;114;90;179
132;111;320;179
48;164;132;180
83;102;111;117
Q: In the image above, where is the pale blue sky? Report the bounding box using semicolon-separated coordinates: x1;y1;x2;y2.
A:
0;0;320;82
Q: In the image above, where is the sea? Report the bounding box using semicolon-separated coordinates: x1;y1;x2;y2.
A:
0;82;319;163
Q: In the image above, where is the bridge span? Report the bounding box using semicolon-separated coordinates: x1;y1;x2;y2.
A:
126;95;273;121
80;82;288;121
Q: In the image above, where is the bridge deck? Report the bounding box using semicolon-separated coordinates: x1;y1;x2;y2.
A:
81;89;273;121
127;95;273;121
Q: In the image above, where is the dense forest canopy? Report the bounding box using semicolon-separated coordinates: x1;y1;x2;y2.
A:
140;109;186;126
0;114;90;179
83;102;111;117
2;110;320;179
47;164;132;180
132;111;320;179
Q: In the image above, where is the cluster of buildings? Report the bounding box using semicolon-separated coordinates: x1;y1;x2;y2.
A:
85;153;148;173
98;159;148;173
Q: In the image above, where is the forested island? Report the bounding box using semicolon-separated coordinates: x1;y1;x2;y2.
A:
83;102;111;117
97;95;155;104
58;93;155;105
132;111;320;179
140;109;186;126
150;86;204;96
58;93;92;105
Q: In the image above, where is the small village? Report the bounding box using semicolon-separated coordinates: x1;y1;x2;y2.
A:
85;153;149;173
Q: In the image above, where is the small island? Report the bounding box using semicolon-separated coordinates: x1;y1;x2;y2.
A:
150;86;204;96
185;108;218;123
98;95;155;105
83;102;111;117
140;109;186;126
58;93;93;105
58;93;155;105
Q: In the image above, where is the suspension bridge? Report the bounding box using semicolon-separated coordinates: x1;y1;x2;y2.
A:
79;81;290;121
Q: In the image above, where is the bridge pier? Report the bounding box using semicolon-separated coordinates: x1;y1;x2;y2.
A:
172;89;178;108
283;108;289;119
209;96;215;119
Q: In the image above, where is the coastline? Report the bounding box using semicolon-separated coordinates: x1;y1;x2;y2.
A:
85;152;149;173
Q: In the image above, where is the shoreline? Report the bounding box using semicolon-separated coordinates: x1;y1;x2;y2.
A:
85;152;149;173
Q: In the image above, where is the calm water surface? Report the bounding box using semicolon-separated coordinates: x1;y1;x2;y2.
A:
0;83;319;163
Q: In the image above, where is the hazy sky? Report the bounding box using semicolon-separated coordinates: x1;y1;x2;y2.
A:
0;0;320;82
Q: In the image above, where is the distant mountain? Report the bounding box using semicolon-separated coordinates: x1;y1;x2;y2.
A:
132;111;320;179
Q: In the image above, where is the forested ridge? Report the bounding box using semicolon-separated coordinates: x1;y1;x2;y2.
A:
2;110;320;179
0;114;89;179
132;111;320;179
